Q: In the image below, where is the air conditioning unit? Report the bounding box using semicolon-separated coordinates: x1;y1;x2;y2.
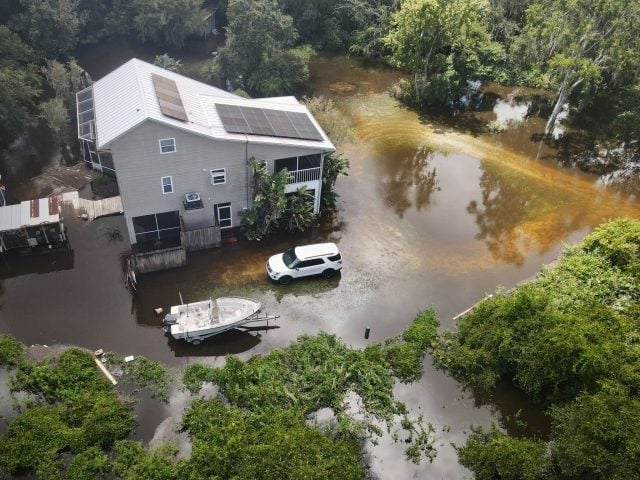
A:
184;192;203;210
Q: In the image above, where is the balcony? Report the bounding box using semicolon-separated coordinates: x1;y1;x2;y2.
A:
287;167;321;184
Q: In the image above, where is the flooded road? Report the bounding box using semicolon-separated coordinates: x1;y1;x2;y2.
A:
1;52;639;478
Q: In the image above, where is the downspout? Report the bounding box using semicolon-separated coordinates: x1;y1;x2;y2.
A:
245;135;250;208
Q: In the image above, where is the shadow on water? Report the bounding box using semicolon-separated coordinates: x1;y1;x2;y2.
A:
166;329;262;358
470;380;552;439
0;249;75;280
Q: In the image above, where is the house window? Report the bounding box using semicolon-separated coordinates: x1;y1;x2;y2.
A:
274;154;321;172
214;202;232;228
132;210;181;245
274;157;298;173
159;138;176;154
210;168;226;185
161;176;173;194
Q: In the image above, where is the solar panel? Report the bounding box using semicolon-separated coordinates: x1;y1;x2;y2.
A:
151;73;188;122
216;104;252;134
285;112;324;141
215;104;323;141
263;109;300;138
242;107;276;136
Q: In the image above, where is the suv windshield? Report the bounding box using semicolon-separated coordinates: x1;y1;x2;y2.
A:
282;248;298;268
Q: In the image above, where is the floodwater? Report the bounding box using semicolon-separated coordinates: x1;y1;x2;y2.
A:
1;50;640;478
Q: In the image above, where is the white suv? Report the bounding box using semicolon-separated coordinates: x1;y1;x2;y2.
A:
267;242;342;284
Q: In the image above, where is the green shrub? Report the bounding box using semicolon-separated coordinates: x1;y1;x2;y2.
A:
181;398;364;480
550;382;640;480
457;425;549;480
384;309;439;382
581;217;640;276
124;356;171;401
0;334;24;366
182;363;218;393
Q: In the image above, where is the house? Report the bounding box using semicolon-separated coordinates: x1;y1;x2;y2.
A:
76;59;335;250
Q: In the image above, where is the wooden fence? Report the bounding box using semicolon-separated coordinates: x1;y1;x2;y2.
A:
182;225;222;252
132;245;187;273
60;192;123;221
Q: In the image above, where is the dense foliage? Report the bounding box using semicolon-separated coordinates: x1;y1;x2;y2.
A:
385;0;505;106
183;309;440;463
435;218;640;479
0;334;24;366
240;158;317;240
0;349;135;477
457;425;549;480
182;399;364;479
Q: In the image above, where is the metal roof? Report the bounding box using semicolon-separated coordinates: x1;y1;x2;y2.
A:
0;198;61;233
89;59;335;152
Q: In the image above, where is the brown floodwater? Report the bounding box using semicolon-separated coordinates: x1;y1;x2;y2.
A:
1;50;639;478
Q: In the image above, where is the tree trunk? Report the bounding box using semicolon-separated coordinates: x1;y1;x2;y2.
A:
545;76;583;136
545;84;570;136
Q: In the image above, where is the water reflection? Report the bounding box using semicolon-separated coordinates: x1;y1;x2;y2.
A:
470;380;551;439
493;98;531;125
378;145;440;217
0;249;74;280
466;157;598;265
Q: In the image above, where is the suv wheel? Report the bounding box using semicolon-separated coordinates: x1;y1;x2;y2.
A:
322;269;336;279
191;338;202;345
278;275;292;285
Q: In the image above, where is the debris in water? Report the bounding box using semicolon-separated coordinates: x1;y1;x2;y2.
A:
124;355;135;362
154;307;163;315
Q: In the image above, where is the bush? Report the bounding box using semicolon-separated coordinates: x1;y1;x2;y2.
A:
1;349;134;477
457;425;549;480
183;363;218;393
581;217;640;276
0;334;24;366
384;309;439;382
182;398;363;480
550;383;640;480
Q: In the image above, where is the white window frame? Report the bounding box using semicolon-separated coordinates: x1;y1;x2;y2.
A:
159;138;176;154
210;168;227;185
161;176;173;194
215;202;232;228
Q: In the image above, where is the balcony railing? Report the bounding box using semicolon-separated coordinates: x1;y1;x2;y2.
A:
287;167;321;184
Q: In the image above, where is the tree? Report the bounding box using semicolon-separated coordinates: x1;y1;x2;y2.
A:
240;159;289;240
512;0;640;135
0;25;40;147
384;0;503;105
284;186;315;232
39;98;69;145
154;54;183;72
219;0;312;96
40;59;91;162
12;0;83;57
245;46;313;97
131;0;206;48
340;0;398;58
320;153;350;211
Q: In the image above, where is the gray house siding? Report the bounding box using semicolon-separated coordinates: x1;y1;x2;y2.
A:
109;121;328;244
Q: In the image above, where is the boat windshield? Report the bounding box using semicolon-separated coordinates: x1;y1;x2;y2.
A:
283;248;298;268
